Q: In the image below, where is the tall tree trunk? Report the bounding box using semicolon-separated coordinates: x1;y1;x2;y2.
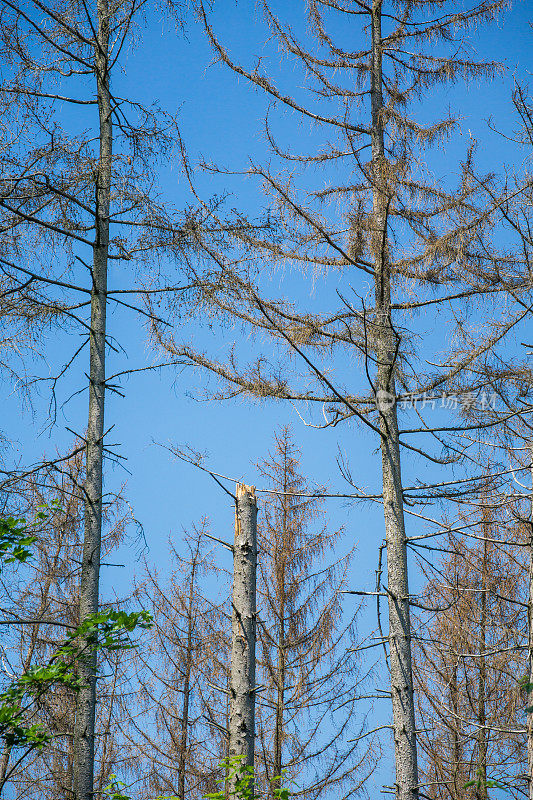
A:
272;464;287;798
178;646;192;800
527;444;533;800
225;673;230;800
370;2;418;799
273;640;285;790
450;660;461;800
178;560;198;800
229;484;258;789
73;2;112;797
475;527;488;800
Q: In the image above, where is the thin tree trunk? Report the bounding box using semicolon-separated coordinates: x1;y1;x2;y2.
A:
370;2;418;798
272;511;286;796
73;2;112;797
475;527;488;800
225;673;230;800
450;660;461;800
178;559;198;800
527;444;533;800
229;484;258;789
273;642;285;787
178;652;192;800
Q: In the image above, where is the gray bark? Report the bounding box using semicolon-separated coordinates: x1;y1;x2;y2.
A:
178;556;198;800
370;2;418;798
379;401;418;800
273;581;285;797
450;661;461;798
273;479;287;796
229;484;258;786
72;2;112;797
475;526;488;800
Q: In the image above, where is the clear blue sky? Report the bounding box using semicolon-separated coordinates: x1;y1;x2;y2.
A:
3;0;533;795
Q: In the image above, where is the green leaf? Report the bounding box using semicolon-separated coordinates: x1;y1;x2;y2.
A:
0;517;36;565
0;607;152;751
103;774;130;800
203;758;291;800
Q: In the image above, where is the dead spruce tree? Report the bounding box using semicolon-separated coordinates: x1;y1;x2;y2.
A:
0;87;63;427
413;500;527;800
431;83;533;797
123;524;227;800
165;432;376;800
430;406;533;799
0;446;134;800
255;427;375;800
0;1;197;796
150;2;517;797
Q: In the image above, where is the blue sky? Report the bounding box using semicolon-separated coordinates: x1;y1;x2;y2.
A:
3;0;533;795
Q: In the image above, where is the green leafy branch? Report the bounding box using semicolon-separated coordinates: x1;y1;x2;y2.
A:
0;659;79;749
0;608;152;750
206;756;291;800
103;775;136;800
0;516;37;565
102;758;292;800
72;609;153;652
464;771;508;793
0;507;153;751
466;674;533;797
206;757;255;800
0;500;62;567
519;674;533;712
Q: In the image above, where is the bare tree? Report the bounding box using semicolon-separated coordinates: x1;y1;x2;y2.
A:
0;446;135;800
527;447;533;800
122;523;228;800
0;1;195;796
433;82;533;796
414;499;527;800
150;3;514;797
254;427;376;800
